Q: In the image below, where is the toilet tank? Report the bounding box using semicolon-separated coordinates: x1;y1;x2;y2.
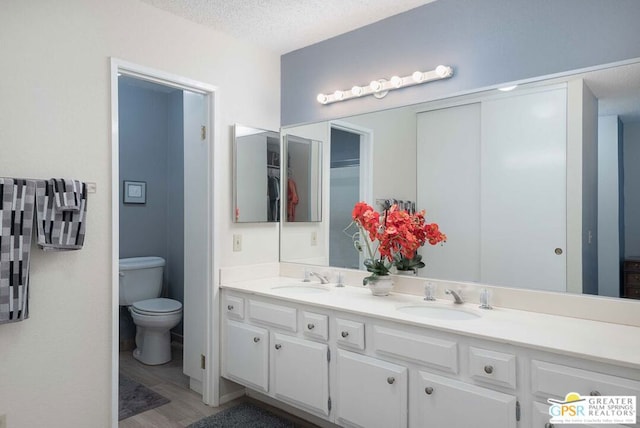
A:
119;257;165;306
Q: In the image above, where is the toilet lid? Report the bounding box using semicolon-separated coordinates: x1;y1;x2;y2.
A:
132;298;182;314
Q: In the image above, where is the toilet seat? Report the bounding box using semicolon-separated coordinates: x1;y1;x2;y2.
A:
131;298;182;316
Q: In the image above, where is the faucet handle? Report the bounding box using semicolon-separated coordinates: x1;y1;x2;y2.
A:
424;282;436;301
335;272;345;287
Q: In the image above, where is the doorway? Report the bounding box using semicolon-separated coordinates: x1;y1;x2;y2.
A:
110;59;218;424
328;123;373;269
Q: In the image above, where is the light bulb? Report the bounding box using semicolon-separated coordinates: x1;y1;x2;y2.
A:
317;93;328;104
334;90;344;100
370;80;382;92
435;65;451;78
412;71;424;83
390;76;402;88
351;86;363;96
498;85;518;92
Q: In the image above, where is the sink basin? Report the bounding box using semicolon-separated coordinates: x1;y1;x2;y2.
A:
270;284;330;295
396;305;480;320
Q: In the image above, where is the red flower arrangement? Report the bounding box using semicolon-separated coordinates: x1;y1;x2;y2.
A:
351;201;446;278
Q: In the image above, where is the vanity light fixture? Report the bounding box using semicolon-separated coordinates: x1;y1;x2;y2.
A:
317;65;454;105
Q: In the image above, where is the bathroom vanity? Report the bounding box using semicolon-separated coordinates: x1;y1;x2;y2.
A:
220;275;640;428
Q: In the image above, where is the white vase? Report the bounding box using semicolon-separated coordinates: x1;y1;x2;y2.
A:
367;276;394;296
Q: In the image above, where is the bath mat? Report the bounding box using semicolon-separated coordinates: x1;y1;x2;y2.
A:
118;374;170;420
187;402;296;428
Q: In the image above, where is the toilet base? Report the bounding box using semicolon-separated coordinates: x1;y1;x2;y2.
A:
132;329;172;365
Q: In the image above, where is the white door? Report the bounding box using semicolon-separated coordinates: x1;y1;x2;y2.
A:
183;91;210;382
417;103;481;282
335;350;408;428
481;88;567;291
414;370;517;428
271;333;329;417
223;320;269;392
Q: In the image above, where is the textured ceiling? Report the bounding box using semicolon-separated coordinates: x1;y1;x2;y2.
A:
139;0;438;54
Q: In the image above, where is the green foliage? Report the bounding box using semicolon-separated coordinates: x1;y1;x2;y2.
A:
393;253;426;273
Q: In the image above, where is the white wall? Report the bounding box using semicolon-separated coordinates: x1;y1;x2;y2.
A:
598;116;623;297
0;1;280;427
624;122;640;256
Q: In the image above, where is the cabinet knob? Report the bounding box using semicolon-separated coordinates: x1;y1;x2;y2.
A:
387;377;395;385
425;387;434;395
554;248;563;255
484;365;494;374
590;390;601;396
341;331;349;338
274;344;282;350
307;323;315;330
545;423;555;428
227;304;234;310
253;337;260;343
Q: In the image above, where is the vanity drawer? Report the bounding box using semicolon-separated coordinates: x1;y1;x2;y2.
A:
302;311;328;341
373;326;458;374
224;295;244;319
336;318;365;350
248;300;297;332
531;360;640;399
469;346;516;389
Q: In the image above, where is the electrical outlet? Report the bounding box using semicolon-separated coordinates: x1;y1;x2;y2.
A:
233;234;242;252
310;231;318;246
0;414;7;428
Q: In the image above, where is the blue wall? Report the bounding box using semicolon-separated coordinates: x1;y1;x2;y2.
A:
282;0;640;125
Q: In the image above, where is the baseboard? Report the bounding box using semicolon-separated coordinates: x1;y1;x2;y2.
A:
219;389;246;406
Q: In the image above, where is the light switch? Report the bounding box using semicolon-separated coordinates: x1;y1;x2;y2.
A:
233;234;242;252
311;231;318;246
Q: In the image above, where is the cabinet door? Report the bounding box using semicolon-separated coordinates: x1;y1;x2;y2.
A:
414;370;516;428
272;333;329;417
223;320;269;392
336;350;407;428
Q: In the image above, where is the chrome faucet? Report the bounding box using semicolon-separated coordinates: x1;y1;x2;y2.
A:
310;272;330;284
445;289;464;304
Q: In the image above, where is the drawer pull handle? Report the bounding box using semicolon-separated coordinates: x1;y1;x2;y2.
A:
341;331;349;338
307;323;315;330
554;248;563;255
227;304;234;311
590;390;601;396
253;337;260;343
387;377;395;385
425;387;434;395
484;365;494;374
275;344;282;350
545;423;555;428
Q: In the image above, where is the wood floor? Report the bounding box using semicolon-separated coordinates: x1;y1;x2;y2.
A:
118;343;320;427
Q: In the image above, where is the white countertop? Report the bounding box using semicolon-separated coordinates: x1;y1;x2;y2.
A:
221;277;640;370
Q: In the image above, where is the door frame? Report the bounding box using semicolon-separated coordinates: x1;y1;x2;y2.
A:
109;58;220;425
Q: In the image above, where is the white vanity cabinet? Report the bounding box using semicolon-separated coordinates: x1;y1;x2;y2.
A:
335;349;408;428
223;319;269;392
221;292;331;420
415;370;517;428
220;288;640;428
271;332;330;416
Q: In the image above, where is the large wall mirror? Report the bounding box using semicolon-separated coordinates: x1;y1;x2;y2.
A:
280;59;640;301
233;124;281;223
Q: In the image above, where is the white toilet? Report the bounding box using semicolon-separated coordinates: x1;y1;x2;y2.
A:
119;256;183;365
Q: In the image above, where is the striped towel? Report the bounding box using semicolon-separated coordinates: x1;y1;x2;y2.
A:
35;179;88;251
0;178;36;324
51;178;82;211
